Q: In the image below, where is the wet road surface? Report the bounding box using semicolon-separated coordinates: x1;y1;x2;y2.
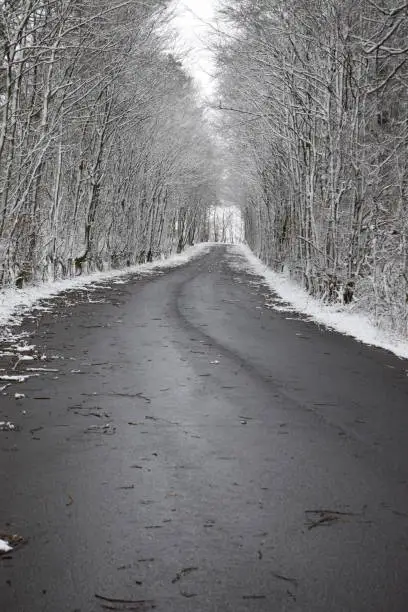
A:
1;245;408;611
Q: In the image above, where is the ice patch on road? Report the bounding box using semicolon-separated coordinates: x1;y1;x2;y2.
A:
0;243;212;333
0;538;12;553
15;354;34;362
0;421;16;431
15;344;36;353
230;244;408;360
0;374;38;383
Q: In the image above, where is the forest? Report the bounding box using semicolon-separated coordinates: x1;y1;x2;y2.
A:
216;0;408;336
0;0;219;286
1;0;408;338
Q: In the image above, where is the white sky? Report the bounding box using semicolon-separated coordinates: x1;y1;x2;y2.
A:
171;0;217;96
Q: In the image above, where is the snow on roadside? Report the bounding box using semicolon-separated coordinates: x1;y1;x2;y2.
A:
232;244;408;361
0;243;212;331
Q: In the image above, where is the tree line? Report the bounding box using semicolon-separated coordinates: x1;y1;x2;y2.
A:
0;0;218;286
216;0;408;335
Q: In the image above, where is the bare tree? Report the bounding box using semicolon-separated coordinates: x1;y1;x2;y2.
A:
0;0;219;284
216;0;408;335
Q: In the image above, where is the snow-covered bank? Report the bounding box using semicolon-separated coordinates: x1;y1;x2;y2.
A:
0;243;212;330
232;244;408;360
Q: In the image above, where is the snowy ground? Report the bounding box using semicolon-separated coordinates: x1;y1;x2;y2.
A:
232;244;408;361
0;244;212;332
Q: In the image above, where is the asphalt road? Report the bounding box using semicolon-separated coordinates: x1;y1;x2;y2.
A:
1;244;408;612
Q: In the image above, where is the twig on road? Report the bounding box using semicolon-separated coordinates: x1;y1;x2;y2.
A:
95;593;156;610
171;567;198;584
305;509;355;530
